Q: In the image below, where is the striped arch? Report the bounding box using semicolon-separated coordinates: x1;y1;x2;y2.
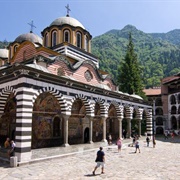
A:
71;94;93;117
144;108;153;136
124;105;134;119
108;100;122;118
94;97;107;117
134;107;144;120
0;86;16;115
32;87;70;115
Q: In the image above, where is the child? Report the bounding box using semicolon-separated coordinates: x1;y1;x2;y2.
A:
116;138;122;153
135;140;140;153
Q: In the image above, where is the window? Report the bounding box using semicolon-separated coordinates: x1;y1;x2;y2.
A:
14;45;18;53
23;51;26;60
85;35;88;51
45;33;48;47
64;30;70;43
52;31;57;47
76;32;82;48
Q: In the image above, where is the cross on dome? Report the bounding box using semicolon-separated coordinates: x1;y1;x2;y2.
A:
28;20;36;33
65;4;71;17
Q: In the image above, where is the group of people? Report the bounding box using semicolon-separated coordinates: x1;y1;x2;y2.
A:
164;130;176;140
4;137;16;157
92;134;156;175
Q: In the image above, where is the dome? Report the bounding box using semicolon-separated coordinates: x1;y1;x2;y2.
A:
0;49;8;58
15;32;43;45
131;94;143;100
50;16;85;29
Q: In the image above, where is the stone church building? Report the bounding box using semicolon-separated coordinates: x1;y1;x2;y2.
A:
0;10;152;163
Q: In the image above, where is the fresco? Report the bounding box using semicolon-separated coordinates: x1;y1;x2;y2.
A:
32;92;62;148
0;93;16;138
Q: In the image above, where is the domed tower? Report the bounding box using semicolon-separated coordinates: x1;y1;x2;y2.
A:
0;49;8;66
41;6;99;67
8;31;42;61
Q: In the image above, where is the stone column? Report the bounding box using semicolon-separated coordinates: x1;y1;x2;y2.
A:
15;86;34;163
177;118;179;130
127;119;132;138
89;117;93;144
102;117;107;142
138;119;142;137
62;114;70;147
118;117;123;139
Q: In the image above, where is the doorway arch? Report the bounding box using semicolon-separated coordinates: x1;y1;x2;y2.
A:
84;127;89;143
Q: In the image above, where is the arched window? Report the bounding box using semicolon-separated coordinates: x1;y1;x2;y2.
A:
156;117;163;125
45;33;48;47
85;35;88;51
64;30;70;43
155;98;162;106
155;108;163;115
170;95;176;105
171;106;177;114
52;31;57;47
14;45;18;53
23;51;26;61
76;32;82;48
178;94;180;104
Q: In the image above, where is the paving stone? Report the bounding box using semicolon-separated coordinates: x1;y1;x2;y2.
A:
0;136;180;179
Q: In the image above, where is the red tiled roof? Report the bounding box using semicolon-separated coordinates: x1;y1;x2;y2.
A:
143;88;161;96
162;76;180;84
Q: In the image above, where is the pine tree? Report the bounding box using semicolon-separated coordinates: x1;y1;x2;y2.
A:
118;33;145;98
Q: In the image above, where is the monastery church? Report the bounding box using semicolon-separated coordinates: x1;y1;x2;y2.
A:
0;7;152;163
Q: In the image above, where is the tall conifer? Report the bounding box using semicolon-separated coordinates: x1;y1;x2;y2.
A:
118;33;145;98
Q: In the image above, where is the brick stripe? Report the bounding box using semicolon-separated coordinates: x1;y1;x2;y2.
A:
0;86;16;115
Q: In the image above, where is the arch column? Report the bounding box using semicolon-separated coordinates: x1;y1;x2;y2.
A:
102;117;107;142
177;117;179;130
127;118;132;138
62;114;70;147
146;110;153;136
88;116;94;144
118;117;123;139
15;86;34;162
138;119;142;137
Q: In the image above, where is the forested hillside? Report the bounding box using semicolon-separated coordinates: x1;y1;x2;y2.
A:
92;25;180;88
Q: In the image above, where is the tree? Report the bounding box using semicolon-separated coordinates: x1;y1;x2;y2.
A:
118;33;145;98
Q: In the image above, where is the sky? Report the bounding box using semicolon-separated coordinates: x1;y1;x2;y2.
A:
1;0;180;42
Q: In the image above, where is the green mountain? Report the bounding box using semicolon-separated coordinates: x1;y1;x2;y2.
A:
1;25;180;88
92;25;180;88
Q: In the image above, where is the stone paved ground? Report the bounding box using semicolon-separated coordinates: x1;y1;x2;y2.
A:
0;136;180;180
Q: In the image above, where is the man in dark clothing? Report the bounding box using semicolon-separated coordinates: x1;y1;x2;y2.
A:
93;147;105;175
146;136;150;147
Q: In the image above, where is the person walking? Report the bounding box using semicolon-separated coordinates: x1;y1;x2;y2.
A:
153;136;156;148
146;136;150;147
116;138;122;153
93;147;105;175
135;140;140;153
108;134;112;145
164;131;168;140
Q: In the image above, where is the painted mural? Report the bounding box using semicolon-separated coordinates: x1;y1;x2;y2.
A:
68;117;83;144
93;118;103;142
32;92;63;148
0;93;16;143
